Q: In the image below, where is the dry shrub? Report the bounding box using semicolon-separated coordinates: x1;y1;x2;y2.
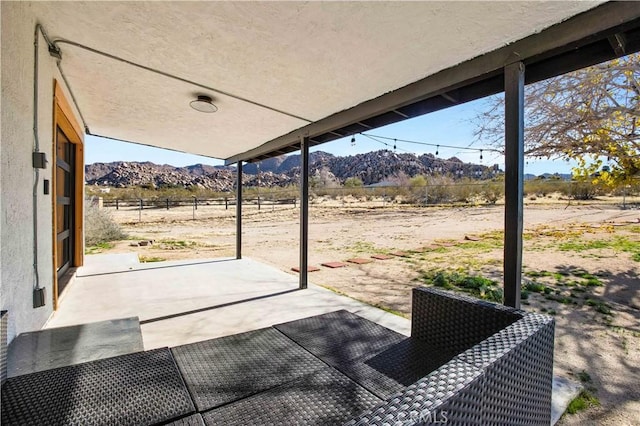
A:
423;176;456;204
482;181;504;204
85;203;126;246
524;179;566;197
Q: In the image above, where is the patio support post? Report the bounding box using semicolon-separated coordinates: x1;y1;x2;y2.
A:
299;136;309;289
236;161;243;260
503;61;525;308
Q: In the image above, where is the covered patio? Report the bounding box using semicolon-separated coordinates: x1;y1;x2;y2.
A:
18;1;640;309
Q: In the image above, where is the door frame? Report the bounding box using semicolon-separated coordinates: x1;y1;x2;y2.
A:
52;80;84;309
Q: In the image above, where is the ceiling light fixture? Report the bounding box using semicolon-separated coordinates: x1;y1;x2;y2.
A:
190;95;218;113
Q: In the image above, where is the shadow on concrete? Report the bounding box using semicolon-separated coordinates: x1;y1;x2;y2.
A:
140;289;301;325
79;258;237;278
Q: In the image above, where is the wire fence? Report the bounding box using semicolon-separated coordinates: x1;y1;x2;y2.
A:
88;181;640;223
101;196;297;210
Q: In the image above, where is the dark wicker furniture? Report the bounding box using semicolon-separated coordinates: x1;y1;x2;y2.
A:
1;287;554;425
345;288;555;425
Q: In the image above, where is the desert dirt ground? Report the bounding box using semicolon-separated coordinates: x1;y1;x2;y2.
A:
96;198;639;425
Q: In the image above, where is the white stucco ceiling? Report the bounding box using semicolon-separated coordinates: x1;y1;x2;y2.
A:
32;1;603;160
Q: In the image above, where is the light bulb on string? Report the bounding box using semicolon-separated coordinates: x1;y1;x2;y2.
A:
351;135;356;147
435;145;439;156
480;150;483;161
393;139;397;152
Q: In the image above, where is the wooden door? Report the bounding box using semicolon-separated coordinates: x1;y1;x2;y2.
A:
52;80;84;308
55;126;76;292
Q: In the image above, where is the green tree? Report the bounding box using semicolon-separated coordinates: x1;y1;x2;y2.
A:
343;177;364;187
409;175;427;188
474;53;640;186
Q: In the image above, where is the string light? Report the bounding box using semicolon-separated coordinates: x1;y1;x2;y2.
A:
362;132;497;154
353;133;498;163
362;134;410;152
351;135;356;147
361;133;503;172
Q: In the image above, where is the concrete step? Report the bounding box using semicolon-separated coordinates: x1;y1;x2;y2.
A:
78;253;141;276
551;376;583;425
7;317;143;377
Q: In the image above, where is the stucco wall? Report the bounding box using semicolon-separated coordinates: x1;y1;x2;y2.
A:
1;2;80;343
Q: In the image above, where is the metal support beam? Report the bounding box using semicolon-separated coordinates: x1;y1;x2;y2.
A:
299;137;309;289
608;33;627;56
503;62;525;308
440;92;458;104
236;161;243;259
392;109;409;118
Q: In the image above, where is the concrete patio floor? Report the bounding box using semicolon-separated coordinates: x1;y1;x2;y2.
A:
46;254;411;349
34;253;578;424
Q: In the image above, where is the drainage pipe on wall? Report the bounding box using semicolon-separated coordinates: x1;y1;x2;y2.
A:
31;24;56;307
32;24;43;302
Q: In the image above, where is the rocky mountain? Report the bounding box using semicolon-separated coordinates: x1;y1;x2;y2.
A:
85;150;499;189
86;162;241;191
241;151;335;175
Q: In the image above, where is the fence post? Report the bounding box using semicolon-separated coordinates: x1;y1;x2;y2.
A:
192;197;196;219
195;197;198;210
139;199;142;222
293;198;296;208
166;198;169;210
258;195;261;211
225;197;228;210
116;199;119;210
